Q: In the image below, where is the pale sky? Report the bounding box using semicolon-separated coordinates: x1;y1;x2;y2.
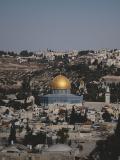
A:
0;0;120;52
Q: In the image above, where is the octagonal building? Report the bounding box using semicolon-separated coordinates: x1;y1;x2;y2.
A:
39;75;83;106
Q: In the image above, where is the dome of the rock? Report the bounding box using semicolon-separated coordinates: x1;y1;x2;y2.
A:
50;75;71;90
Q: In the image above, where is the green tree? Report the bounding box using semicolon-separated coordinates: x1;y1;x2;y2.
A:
8;121;16;144
24;131;46;146
65;109;68;122
20;50;33;57
115;114;120;137
7;51;17;57
69;106;76;124
57;128;69;144
102;110;112;122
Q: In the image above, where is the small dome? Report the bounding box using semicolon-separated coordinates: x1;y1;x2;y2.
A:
50;75;71;90
46;144;72;152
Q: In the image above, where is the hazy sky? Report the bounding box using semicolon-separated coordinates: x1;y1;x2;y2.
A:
0;0;120;51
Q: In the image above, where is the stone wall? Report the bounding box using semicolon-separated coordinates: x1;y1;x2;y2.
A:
0;153;74;160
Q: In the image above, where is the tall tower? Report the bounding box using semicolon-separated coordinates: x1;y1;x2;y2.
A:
105;86;110;104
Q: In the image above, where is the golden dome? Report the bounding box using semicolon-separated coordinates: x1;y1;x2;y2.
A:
50;75;71;90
